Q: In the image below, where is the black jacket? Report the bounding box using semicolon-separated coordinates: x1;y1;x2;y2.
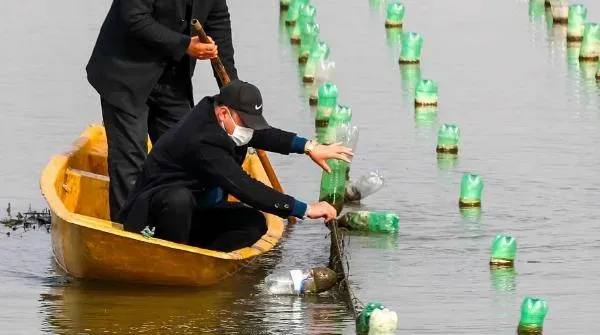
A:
119;97;302;232
86;0;238;112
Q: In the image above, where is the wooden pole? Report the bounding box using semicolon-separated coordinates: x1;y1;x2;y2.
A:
191;19;297;224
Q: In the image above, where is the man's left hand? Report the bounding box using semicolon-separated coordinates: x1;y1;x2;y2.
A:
308;142;354;173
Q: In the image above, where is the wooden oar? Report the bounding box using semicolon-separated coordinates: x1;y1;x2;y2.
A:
191;19;297;224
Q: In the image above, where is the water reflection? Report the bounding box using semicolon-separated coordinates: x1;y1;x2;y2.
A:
437;153;459;171
39;253;352;334
385;28;403;49
528;0;545;21
400;64;421;101
350;231;400;250
414;107;437;128
490;267;517;293
460;207;482;224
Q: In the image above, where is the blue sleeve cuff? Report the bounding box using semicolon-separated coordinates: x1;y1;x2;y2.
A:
290;199;308;218
291;136;308;154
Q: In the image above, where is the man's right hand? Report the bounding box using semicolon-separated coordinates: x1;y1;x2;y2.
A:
306;201;337;222
186;36;218;60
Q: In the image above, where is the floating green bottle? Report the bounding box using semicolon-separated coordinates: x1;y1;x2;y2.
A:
567;4;587;42
414;79;438;106
338;211;399;233
489;233;517;268
291;3;316;44
285;0;309;26
399;32;423;64
436;124;459;154
579;23;600;61
280;0;291;11
321;104;352;144
310;60;335;105
459;173;483;207
318;159;348;213
299;22;320;63
357;302;386;333
315;82;338;127
518;297;548;334
304;41;330;83
385;2;405;28
549;0;568;24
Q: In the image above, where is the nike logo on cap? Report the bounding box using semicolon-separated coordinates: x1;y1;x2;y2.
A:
255;104;262;110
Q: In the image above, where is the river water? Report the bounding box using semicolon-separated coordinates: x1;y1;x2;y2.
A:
1;0;600;334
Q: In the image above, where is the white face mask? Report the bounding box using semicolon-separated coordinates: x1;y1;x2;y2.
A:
223;110;254;146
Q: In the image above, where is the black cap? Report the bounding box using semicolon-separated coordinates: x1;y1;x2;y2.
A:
216;79;270;130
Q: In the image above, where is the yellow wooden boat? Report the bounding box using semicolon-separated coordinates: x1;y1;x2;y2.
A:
40;124;284;286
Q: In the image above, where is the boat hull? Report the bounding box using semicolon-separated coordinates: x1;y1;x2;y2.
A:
41;125;284;286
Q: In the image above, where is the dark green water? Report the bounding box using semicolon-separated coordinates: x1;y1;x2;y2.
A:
1;0;600;333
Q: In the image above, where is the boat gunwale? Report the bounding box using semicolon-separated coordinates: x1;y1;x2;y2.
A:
39;124;285;263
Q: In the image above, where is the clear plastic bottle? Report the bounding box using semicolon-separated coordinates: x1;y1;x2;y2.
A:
265;269;308;295
264;267;337;295
345;170;384;202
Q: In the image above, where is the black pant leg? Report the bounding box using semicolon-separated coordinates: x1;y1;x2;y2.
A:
146;82;192;144
149;186;196;244
189;203;268;252
100;99;148;222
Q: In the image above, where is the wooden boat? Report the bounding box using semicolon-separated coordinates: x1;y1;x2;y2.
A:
40;124;284;286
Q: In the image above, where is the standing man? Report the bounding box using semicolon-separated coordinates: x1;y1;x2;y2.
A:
86;0;238;221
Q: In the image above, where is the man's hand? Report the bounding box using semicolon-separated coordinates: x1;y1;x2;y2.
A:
308;142;354;173
306;201;337;222
186;36;218;60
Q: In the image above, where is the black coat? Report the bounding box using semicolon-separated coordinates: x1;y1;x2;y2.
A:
86;0;238;113
119;97;300;232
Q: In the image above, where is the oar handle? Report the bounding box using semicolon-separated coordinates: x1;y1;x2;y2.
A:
191;19;231;86
190;19;295;224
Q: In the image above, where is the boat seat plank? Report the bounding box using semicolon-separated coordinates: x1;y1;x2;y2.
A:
62;168;110;221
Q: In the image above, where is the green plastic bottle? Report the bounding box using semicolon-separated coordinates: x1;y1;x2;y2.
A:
299;22;320;63
459;173;483;207
415;79;438;106
489;233;517;267
339;211;399;233
315;83;338;127
280;0;291;10
550;0;568;23
567;4;587;42
285;0;308;26
518;297;548;334
436;124;460;154
385;2;405;28
291;4;316;44
304;41;330;83
318;159;348;213
399;32;423;64
357;302;386;333
580;23;600;61
321;105;352;144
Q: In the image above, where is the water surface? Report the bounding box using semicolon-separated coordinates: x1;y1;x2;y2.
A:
1;0;600;333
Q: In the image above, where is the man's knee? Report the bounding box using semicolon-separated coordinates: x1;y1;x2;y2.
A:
156;187;196;214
